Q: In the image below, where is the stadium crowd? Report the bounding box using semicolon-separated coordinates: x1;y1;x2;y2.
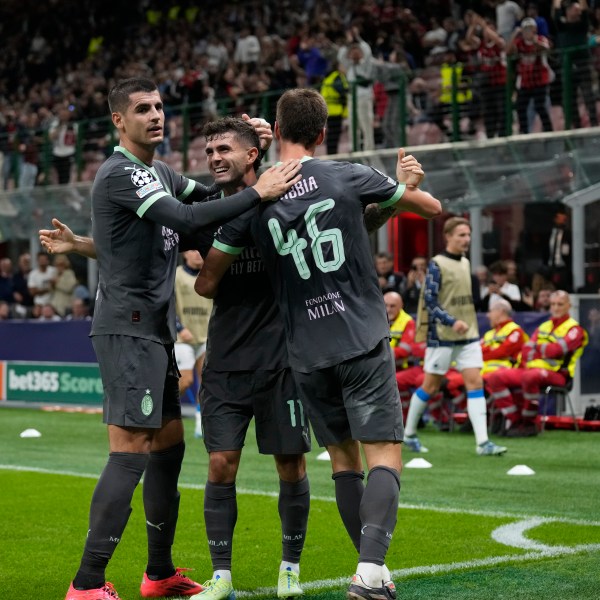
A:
2;0;600;188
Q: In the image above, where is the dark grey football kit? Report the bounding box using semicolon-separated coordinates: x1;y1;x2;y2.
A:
184;192;311;456
214;157;406;446
91;146;262;427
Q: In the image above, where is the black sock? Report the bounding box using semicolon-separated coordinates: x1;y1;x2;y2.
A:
73;452;148;590
332;470;365;553
143;441;185;580
204;481;237;571
358;466;400;565
279;475;310;563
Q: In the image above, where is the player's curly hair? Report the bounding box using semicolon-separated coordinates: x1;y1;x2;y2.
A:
108;78;158;114
202;117;262;172
276;88;327;148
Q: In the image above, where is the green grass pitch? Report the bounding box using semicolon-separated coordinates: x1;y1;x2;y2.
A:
1;406;599;599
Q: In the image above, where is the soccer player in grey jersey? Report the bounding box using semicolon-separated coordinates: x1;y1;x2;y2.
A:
181;118;311;600
196;88;442;600
39;78;301;600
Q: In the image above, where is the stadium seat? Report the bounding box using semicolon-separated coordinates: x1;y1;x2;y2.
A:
538;378;579;433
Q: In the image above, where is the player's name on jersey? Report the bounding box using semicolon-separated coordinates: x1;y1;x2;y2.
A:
280;175;318;200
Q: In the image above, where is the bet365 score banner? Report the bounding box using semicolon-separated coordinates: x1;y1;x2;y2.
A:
0;361;103;404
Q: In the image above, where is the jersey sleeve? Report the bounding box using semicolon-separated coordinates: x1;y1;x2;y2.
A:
212;209;255;255
350;163;406;209
105;164;261;235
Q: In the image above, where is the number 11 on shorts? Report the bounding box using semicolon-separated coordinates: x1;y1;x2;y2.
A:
287;399;305;427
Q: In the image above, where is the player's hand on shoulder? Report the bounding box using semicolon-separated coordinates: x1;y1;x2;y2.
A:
396;148;424;188
39;218;75;254
253;159;302;202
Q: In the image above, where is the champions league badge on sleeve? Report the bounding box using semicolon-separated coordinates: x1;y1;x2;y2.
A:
130;168;163;198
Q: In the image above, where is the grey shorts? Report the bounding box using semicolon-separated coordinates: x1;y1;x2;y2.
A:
200;367;311;455
92;335;181;428
292;338;404;447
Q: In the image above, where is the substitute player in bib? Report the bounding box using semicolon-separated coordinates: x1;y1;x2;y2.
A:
404;217;508;456
196;88;442;600
39;77;301;600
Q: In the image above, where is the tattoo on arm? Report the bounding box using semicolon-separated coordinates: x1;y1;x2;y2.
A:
363;203;397;233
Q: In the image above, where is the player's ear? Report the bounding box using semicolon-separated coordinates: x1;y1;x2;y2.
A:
316;128;326;147
112;111;123;131
247;146;259;165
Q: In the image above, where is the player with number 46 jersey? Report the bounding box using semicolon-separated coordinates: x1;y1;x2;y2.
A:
199;89;441;600
214;158;404;372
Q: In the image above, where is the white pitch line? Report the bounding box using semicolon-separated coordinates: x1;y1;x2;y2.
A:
236;543;600;598
2;463;600;527
3;463;600;597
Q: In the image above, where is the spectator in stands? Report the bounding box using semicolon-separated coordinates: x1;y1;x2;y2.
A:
429;47;475;140
474;264;491;301
49;104;78;184
0;258;16;304
402;255;427;313
374;251;406;294
472;14;508;138
49;254;77;317
338;26;375;151
534;287;554;311
488;290;588;436
0;300;11;320
37;303;62;321
320;62;349;155
234;26;261;74
422;16;459;55
65;297;92;321
526;2;551;38
552;0;598;128
544;207;572;291
12;252;33;318
506;18;554;134
479;260;524;311
28;251;57;310
496;0;525;40
18;112;41;189
293;32;332;86
0;110;25;190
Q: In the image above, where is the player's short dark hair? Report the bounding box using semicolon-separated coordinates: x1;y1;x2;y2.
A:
108;78;158;113
276;88;327;147
202;117;262;172
443;216;471;236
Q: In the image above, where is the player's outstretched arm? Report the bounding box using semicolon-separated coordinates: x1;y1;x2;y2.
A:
194;247;237;299
393;148;441;219
39;218;97;259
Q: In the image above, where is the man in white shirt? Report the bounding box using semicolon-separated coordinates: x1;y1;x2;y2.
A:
28;251;57;308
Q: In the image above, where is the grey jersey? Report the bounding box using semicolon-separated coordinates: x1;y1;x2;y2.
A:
215;157;405;372
91;146;260;344
182;195;288;371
